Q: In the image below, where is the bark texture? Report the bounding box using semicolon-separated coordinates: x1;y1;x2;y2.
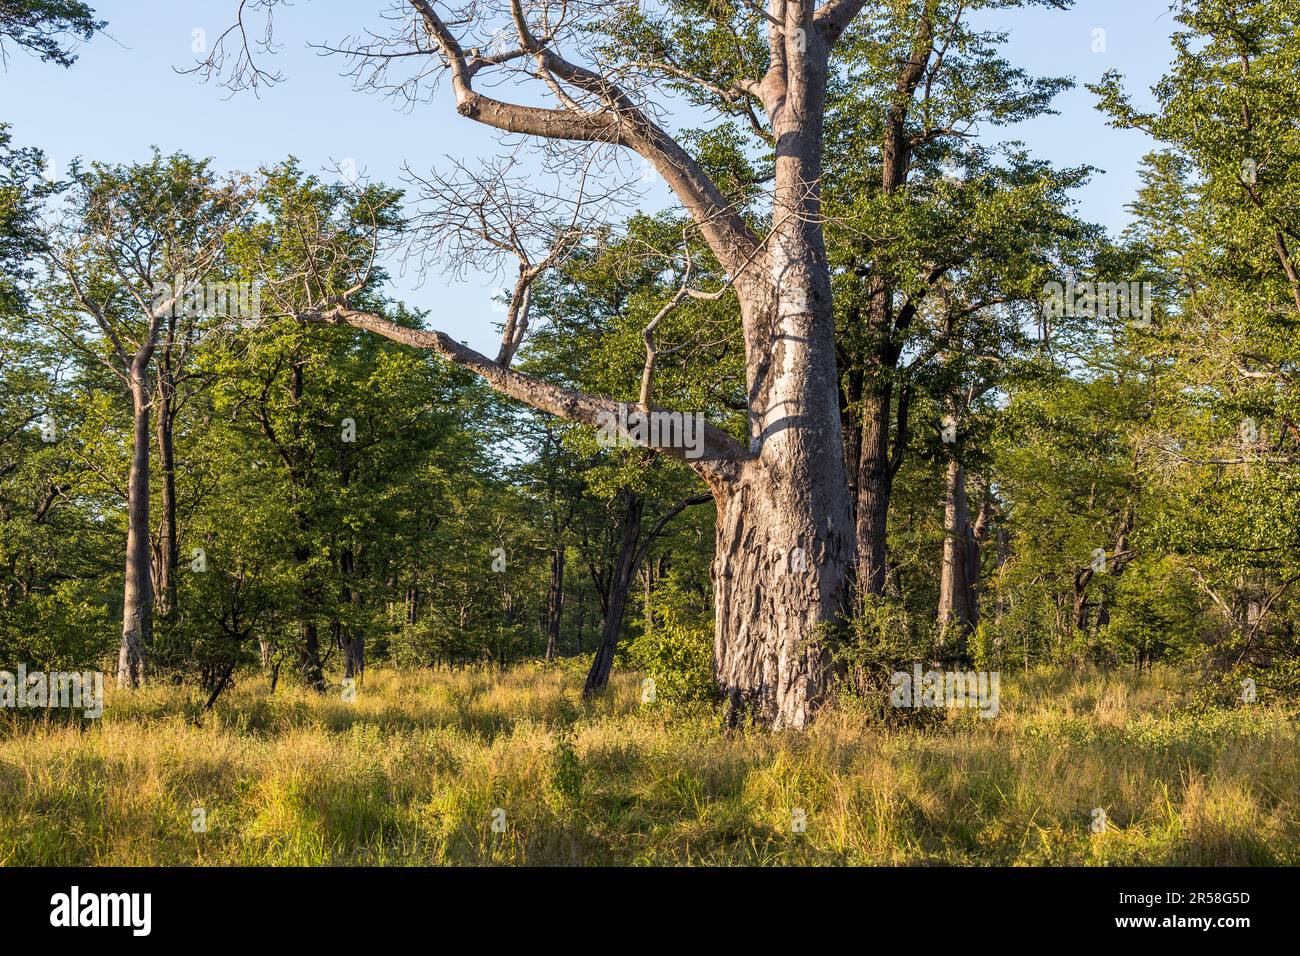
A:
713;455;853;729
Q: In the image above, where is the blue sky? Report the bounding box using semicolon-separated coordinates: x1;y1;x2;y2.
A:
3;0;1177;353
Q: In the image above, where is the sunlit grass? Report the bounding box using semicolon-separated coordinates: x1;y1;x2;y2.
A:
0;663;1294;865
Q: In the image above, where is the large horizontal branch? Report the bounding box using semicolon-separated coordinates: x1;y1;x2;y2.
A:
298;305;751;480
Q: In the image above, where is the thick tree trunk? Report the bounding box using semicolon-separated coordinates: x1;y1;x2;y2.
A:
704;9;856;729
713;453;853;730
117;378;152;688
545;546;564;661
583;490;642;696
717;265;855;730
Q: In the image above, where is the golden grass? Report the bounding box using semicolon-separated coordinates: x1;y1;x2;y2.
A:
0;664;1295;865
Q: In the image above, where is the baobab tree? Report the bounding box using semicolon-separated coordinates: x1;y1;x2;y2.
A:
201;0;890;728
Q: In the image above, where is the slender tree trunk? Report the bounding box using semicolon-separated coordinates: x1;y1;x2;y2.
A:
346;629;364;680
574;586;586;654
994;524;1010;624
583;490;642;696
936;457;977;658
118;376;152;688
295;513;324;690
855;375;894;596
642;563;653;633
968;484;991;620
299;615;324;688
153;349;179;619
340;547;363;681
1073;567;1094;632
545;546;564;661
281;358;325;690
405;584;419;626
847;11;936;599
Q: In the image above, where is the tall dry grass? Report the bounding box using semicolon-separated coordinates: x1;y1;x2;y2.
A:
0;664;1294;865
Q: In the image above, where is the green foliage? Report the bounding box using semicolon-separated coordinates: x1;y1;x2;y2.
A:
0;0;1297;747
0;580;114;670
547;697;585;807
831;594;946;725
0;0;102;66
628;573;714;704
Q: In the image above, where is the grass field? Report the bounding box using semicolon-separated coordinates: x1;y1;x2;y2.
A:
0;664;1295;865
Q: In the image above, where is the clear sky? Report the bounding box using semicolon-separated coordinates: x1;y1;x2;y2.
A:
2;0;1177;354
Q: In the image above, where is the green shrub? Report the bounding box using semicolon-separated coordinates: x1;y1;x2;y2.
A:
627;577;714;704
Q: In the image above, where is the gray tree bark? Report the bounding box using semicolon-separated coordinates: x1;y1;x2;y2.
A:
151;321;181;620
118;370;154;687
